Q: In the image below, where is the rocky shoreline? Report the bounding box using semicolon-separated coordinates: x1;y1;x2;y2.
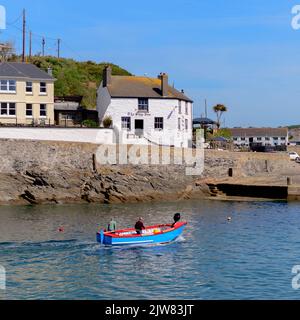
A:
0;139;211;205
0;139;299;205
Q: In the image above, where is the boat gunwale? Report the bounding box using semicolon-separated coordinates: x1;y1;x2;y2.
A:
98;222;187;239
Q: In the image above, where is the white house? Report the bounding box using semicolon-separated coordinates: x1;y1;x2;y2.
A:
229;128;289;147
97;66;193;148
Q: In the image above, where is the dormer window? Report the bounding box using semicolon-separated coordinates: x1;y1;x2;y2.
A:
0;80;16;93
138;98;149;112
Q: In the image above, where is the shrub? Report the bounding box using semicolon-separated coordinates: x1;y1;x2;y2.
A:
102;116;113;128
82;120;98;128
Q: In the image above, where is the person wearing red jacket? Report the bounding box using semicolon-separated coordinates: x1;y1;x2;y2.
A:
135;217;145;235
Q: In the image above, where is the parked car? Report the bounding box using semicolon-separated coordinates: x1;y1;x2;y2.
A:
289;152;300;161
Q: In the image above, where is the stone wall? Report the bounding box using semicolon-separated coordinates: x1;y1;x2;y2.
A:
0;140;208;205
0;139;295;205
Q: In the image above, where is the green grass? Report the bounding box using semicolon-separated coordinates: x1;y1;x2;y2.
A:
9;55;132;109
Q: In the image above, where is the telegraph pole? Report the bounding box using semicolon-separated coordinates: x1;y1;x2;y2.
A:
42;38;45;56
57;38;61;58
22;9;26;62
205;99;208;118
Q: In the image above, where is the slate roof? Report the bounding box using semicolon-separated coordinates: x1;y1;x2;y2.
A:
107;76;193;102
0;62;54;81
229;128;288;137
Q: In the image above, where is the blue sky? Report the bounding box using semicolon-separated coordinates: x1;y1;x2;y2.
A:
0;0;300;127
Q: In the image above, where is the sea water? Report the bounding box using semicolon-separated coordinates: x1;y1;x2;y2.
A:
0;200;300;300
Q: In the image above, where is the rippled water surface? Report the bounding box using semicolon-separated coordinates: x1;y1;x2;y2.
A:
0;200;300;300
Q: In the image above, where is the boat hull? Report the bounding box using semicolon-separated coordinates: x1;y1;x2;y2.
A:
97;222;187;246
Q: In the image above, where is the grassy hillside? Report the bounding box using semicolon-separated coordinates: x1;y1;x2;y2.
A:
9;55;132;109
288;125;300;130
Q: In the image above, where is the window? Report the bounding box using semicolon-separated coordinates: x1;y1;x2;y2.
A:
26;82;33;93
178;118;181;130
40;104;47;117
241;137;246;141
273;137;279;141
0;103;16;116
154;117;164;130
138;98;149;112
265;137;270;141
185;119;188;130
26;104;33;117
0;80;16;92
233;137;238;141
40;82;47;94
281;137;286;140
257;137;262;141
185;102;189;115
121;117;131;130
178;101;182;114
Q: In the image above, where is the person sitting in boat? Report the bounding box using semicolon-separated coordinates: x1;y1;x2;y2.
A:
107;218;117;232
135;217;145;235
172;213;181;228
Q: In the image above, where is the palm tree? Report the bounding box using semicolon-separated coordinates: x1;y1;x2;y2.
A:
213;104;228;128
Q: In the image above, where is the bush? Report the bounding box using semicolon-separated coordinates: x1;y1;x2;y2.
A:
8;55;131;109
82;120;98;128
102;116;113;128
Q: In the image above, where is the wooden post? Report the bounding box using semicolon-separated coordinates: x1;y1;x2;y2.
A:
22;9;26;62
29;31;32;58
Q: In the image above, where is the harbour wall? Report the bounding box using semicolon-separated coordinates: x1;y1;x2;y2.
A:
0;139;297;205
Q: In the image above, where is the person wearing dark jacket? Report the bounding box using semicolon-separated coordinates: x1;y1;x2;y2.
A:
135;217;145;235
172;213;181;228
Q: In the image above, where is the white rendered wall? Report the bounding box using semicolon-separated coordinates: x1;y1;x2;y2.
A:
0;128;114;144
99;97;193;148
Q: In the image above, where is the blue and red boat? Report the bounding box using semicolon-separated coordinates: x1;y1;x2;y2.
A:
97;222;187;246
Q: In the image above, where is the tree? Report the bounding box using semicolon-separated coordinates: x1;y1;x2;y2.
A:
0;42;14;61
213;128;232;139
213;104;228;128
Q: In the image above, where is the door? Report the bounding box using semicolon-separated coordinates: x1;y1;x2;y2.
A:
135;119;144;137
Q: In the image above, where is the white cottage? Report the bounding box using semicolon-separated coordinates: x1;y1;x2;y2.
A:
97;66;193;148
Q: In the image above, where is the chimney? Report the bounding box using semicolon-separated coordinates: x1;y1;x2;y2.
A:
103;65;112;87
47;67;53;77
158;72;168;97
